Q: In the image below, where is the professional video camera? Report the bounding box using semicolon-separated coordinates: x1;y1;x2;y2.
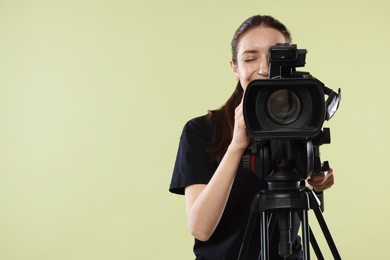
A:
238;44;342;260
242;43;341;186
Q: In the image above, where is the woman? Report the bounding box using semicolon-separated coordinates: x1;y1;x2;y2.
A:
169;15;334;260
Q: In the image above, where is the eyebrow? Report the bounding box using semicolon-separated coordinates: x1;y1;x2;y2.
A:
240;50;259;56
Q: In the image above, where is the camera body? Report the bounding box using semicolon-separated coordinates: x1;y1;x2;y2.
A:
242;44;341;185
243;43;330;140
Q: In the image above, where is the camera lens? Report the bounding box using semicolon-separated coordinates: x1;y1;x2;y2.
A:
266;89;301;125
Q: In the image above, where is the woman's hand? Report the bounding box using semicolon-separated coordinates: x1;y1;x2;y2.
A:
230;98;250;152
307;168;334;193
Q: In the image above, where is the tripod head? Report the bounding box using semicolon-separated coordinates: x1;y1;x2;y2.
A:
242;128;332;190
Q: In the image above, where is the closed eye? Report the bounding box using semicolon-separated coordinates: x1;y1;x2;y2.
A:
244;57;257;63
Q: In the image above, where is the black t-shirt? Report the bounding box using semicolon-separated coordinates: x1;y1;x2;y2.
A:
169;115;303;260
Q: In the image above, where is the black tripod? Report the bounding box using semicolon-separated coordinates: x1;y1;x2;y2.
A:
237;181;341;260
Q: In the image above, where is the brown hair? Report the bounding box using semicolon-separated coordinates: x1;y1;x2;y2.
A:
208;15;292;162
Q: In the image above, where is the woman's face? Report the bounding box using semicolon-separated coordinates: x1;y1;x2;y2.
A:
231;25;288;91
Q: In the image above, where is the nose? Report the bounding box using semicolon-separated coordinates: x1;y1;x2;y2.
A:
258;56;269;78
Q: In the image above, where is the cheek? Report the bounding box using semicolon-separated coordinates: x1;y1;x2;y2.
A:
241;70;250;79
242;64;258;79
236;63;257;88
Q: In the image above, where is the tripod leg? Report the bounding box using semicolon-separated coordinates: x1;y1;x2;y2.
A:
309;227;324;260
313;208;342;260
301;209;311;260
257;213;277;260
237;212;258;260
268;212;278;242
260;211;269;260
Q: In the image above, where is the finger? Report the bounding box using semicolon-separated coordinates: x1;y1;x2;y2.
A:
307;175;325;186
311;172;334;191
322;172;334;189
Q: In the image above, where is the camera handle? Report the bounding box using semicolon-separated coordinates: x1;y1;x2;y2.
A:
324;86;342;120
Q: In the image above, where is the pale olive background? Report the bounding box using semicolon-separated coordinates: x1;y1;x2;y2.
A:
0;0;389;259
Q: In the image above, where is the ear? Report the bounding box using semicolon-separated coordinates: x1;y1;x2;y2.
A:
230;60;239;81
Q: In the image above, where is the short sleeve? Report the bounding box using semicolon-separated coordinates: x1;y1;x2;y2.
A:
169;116;216;195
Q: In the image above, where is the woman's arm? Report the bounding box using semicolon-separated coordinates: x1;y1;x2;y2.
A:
184;100;249;242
